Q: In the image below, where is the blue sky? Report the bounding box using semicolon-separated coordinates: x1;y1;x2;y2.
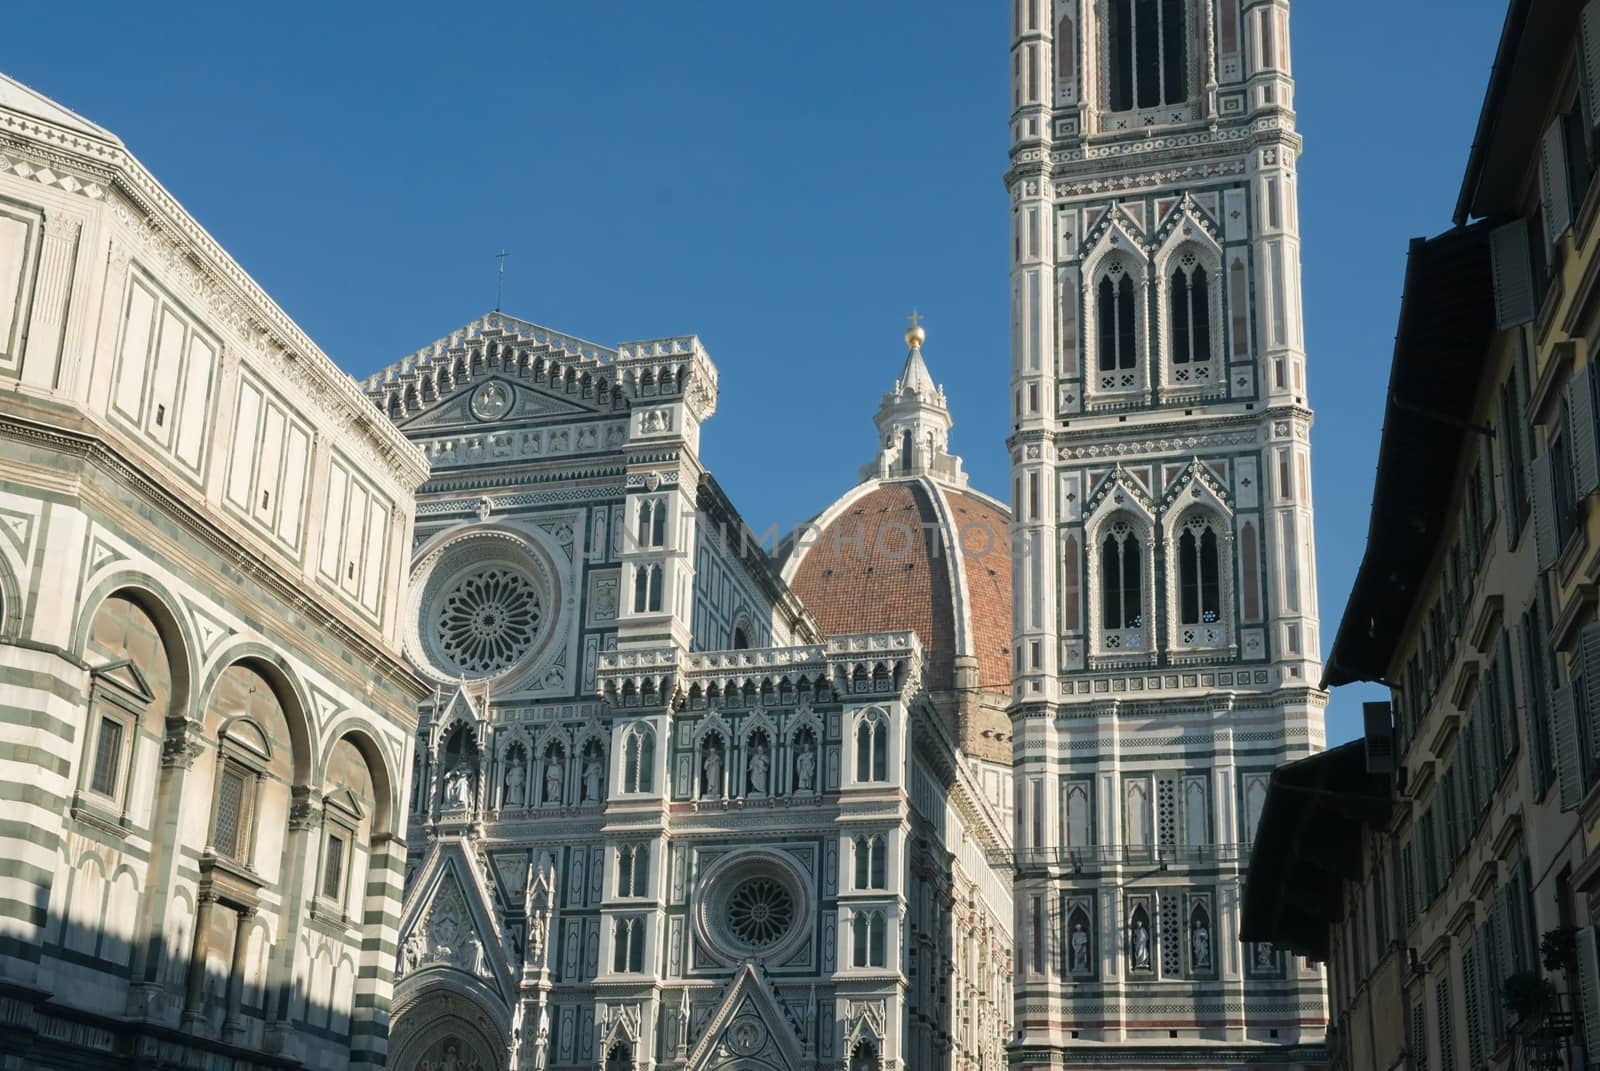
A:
5;1;1509;745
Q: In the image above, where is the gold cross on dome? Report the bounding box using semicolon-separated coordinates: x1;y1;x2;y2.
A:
907;309;923;330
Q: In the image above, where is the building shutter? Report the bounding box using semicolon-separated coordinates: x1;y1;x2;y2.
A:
1540;120;1574;245
1570;365;1600;497
1577;927;1600;1056
1489;220;1537;329
1533;452;1561;569
1582;622;1600;774
1554;682;1583;810
1582;1;1600;136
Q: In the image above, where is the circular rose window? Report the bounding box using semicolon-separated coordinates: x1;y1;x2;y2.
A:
408;532;561;684
694;849;813;965
434;566;542;675
726;877;795;948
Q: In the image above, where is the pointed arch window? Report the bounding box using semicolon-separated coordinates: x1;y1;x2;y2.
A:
617;843;649;898
636;498;667;549
854;834;888;890
633;563;662;613
853;911;888;967
1106;0;1188;111
622;725;654;793
1168;251;1213;378
1177;515;1222;625
856;714;889;782
612;915;646;973
1096;263;1138;387
1100;521;1143;645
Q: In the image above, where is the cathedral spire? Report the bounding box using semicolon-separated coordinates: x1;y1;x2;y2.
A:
862;316;967;487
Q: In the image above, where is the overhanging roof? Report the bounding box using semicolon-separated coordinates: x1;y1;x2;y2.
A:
1322;224;1495;689
1240;742;1393;961
1456;0;1582;225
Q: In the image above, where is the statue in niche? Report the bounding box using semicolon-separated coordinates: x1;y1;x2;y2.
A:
398;928;426;978
544;752;563;805
796;747;816;792
702;745;723;798
444;764;473;811
1070;920;1090;973
1131;916;1151;970
505;761;526;808
1191;917;1211;969
528;915;548;965
459;932;486;977
1255;942;1276;970
748;742;770;797
583;754;604;802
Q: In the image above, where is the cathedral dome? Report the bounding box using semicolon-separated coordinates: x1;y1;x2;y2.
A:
779;326;1012;694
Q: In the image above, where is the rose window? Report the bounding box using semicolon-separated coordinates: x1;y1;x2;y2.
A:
726;877;795;948
434;566;542;676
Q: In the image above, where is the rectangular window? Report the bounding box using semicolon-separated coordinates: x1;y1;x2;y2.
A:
322;832;346;901
89;716;123;797
214;764;248;860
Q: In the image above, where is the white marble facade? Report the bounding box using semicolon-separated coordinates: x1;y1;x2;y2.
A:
0;74;428;1069
1005;0;1328;1067
372;318;1014;1071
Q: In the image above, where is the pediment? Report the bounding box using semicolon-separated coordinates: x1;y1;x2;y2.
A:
686;963;807;1071
395;842;516;1005
91;658;155;704
398;375;604;434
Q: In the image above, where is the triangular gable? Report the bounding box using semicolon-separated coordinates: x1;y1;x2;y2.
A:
0;72;119;142
395;840;516;1006
1161;457;1233;516
396;374;602;434
91;658;155;704
685;963;806;1071
428;687;483;750
1083;464;1157;524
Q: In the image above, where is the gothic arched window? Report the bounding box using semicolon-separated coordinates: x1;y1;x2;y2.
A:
1106;0;1188;111
1096;267;1138;381
1168;254;1212;373
622;725;654;793
852;911;888;967
632;563;662;613
1177;515;1221;626
1099;521;1143;637
613;915;646;973
617;843;648;898
854;834;887;890
856;715;889;783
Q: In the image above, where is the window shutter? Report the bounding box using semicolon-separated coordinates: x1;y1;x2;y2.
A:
1577;927;1600;1056
1570;365;1600;497
1489;220;1537;329
1533;452;1561;569
1582;1;1600;137
1541;120;1574;245
1554;682;1583;810
1582;622;1600;771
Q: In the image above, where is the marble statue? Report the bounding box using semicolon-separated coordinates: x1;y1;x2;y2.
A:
543;754;563;804
748;744;769;796
1070;921;1090;973
796;747;816;791
583;756;603;802
505;762;525;808
703;747;722;798
1132;917;1150;969
1191;918;1211;968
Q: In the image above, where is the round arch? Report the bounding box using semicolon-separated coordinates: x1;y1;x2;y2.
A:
196;640;315;788
388;982;508;1071
317;718;402;838
71;572;198;721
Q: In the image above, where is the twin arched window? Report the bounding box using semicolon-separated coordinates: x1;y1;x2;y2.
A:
636;498;667;549
617;844;648;897
854;834;887;890
1169;254;1212;373
852;911;888;967
1096;264;1138;385
855;715;889;782
1177;515;1221;625
1095;510;1228;653
1105;0;1188;111
621;725;654;793
1100;521;1143;633
632;563;662;613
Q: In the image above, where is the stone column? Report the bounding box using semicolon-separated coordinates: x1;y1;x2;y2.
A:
127;719;204;1020
223;906;256;1042
262;794;320;1060
182;891;217;1027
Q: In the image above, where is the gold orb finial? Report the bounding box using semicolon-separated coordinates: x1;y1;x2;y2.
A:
905;309;926;349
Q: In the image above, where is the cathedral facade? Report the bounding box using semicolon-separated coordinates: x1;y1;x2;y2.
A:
1004;0;1327;1066
369;320;1015;1071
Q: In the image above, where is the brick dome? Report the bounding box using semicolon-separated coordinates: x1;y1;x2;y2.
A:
780;478;1013;693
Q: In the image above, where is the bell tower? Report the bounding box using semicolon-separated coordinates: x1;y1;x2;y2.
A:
1006;1;1327;1067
